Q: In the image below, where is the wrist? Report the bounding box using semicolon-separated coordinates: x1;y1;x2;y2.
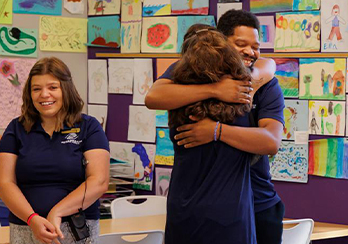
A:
27;213;39;226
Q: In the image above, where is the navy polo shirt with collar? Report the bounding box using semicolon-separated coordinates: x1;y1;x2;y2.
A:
0;114;109;225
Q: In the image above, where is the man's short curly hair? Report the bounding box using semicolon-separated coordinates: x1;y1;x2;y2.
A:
217;9;260;37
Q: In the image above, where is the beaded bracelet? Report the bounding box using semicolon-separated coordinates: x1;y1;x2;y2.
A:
214;121;220;141
218;122;222;141
27;213;39;226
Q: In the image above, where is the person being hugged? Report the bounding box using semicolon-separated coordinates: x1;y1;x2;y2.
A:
0;57;110;244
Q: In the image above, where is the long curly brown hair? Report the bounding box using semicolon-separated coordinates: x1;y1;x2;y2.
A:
168;24;251;128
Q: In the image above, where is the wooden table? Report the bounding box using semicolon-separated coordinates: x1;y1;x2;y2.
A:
1;215;348;244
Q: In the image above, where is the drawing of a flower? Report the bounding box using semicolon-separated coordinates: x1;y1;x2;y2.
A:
0;60;14;77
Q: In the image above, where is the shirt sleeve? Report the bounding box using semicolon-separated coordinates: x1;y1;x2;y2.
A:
257;77;285;125
81;116;110;152
0;119;19;155
158;62;177;80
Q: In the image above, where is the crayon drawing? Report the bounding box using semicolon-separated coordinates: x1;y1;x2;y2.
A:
299;58;346;100
108;59;133;94
250;0;292;13
88;0;120;15
155;128;174;166
39;16;87;53
0;26;37;58
269;142;308;183
177;16;215;53
133;143;156;191
293;0;320;10
274;11;320;52
156;167;172;196
64;0;84;14
308;100;345;136
283;100;308;140
141;17;177;53
321;0;348;53
274;58;299;98
0;58;36;129
309;138;348;179
88;59;108;105
109;142;135;178
0;0;12;25
143;0;171;16
171;0;209;15
88;16;120;48
156;110;168;127
133;59;153;105
87;104;108;131
257;16;275;49
14;0;62;15
128;106;156;143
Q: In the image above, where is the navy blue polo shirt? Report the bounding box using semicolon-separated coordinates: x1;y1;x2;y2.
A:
0;114;109;225
159;63;285;214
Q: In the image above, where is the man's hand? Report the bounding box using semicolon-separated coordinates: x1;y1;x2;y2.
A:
212;75;252;104
29;215;60;244
174;116;216;148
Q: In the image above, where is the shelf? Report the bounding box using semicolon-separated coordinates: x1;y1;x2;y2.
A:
96;52;348;59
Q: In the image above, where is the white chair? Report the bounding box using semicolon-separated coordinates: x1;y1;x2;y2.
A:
110;195;167;219
282;218;314;244
99;230;164;244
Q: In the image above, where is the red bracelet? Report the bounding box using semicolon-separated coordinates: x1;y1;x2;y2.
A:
27;213;39;226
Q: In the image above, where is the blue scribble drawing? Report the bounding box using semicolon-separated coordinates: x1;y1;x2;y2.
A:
132;143;153;182
14;0;62;15
18;0;57;9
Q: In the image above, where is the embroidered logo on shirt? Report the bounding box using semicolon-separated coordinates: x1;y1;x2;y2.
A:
61;133;82;145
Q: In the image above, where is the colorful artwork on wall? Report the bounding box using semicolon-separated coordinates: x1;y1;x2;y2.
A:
274;58;299;98
299;58;346;100
14;0;62;15
171;0;209;15
283;100;308;140
88;0;120;15
0;0;12;24
269;141;308;183
155;128;174;166
88;16;121;48
274;11;320;52
64;0;84;14
156;110;168;127
133;59;153;105
250;0;292;13
133;143;156;191
108;59;134;94
155;167;172;196
308;100;345;136
143;0;171;16
309;138;348;179
293;0;320;10
257;16;275;49
128;105;156;143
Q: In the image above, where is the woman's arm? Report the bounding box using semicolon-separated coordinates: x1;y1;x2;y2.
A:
47;148;110;238
0;153;58;243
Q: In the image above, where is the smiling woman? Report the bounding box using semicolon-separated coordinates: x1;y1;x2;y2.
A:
0;57;110;244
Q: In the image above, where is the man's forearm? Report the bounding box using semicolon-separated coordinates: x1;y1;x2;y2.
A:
145;79;215;110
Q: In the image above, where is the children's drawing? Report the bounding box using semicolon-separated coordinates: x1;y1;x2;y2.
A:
299;58;346;100
269;141;308;183
293;0;320;10
308;100;345;136
87;104;108;131
250;0;292;13
321;0;348;52
120;0;142;53
141;17;177;53
88;59;108;105
217;2;242;22
143;0;171;16
39;16;87;53
88;0;120;15
274;11;320;52
0;26;37;58
274;58;299;97
155;167;172;196
133;143;156;191
108;58;133;94
133;59;153;104
156;110;168;127
283;100;308;140
109;141;136;178
64;0;84;14
128;106;156;143
171;0;209;15
0;58;36;129
155;128;174;166
13;0;62;15
177;16;215;53
309;138;348;179
156;58;179;78
257;16;275;49
88;16;120;48
0;0;12;25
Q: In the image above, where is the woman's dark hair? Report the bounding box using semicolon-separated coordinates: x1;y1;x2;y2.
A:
168;24;251;128
19;57;84;132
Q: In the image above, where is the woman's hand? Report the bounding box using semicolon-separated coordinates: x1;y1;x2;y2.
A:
47;209;64;242
29;215;60;244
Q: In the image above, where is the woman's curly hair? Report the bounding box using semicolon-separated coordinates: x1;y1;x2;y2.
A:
168;24;251;128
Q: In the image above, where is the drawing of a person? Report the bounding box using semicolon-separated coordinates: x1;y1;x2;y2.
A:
310;111;319;134
326;5;346;42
